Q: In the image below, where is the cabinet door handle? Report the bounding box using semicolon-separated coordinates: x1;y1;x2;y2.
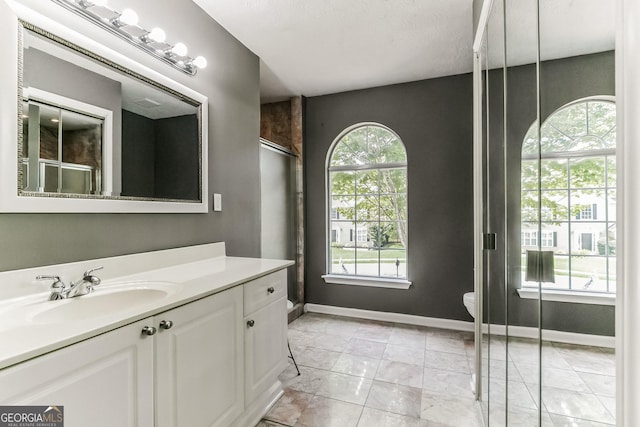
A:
159;320;174;330
267;286;275;294
141;326;157;336
247;320;255;327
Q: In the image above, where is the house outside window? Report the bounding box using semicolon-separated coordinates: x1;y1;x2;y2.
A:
521;98;616;294
325;123;408;281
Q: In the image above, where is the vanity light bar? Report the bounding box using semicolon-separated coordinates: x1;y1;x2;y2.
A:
50;0;207;76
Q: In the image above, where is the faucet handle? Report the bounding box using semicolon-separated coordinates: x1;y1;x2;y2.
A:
82;266;103;290
36;275;65;289
83;266;104;277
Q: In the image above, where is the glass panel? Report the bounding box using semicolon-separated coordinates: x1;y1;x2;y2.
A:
356;170;379;195
522;123;540;156
606;156;616;188
521;159;539;190
608;190;617;219
42;163;59;193
588;101;616;142
607;223;617;256
329;232;354;275
38;104;60;161
355;195;378;221
570;256;607;292
60;109;102;194
540;158;568;190
541;190;569;222
570;190;605;220
380;168;407;194
330;126;406;167
546;102;588;140
379;194;407;222
330;171;355;196
608;257;617;293
570;157;605;189
540;122;574;153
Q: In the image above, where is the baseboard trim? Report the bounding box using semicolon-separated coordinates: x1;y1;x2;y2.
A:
304;303;474;332
303;303;615;348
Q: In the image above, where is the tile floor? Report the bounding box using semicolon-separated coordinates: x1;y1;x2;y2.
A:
255;313;615;427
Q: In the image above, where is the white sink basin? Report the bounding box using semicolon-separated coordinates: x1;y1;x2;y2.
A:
28;282;180;324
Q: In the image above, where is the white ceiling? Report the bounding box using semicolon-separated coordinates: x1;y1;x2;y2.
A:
194;0;614;103
193;0;474;102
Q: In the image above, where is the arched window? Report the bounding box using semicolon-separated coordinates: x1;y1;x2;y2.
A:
521;98;616;294
325;123;408;284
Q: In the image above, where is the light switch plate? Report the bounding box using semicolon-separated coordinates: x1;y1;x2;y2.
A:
213;193;222;211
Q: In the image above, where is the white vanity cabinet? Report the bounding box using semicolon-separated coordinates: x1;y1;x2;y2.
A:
0;266;289;427
243;270;289;406
0;318;155;427
155;286;244;427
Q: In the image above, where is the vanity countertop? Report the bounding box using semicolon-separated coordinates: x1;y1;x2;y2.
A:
0;243;293;370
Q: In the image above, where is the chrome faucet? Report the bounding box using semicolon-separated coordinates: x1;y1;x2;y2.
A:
37;266;104;300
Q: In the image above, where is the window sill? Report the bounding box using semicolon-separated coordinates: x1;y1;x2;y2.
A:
322;274;412;289
517;288;615;306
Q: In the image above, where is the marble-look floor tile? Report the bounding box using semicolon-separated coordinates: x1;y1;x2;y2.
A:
425;336;467;355
482;378;537;410
423;367;474;399
365;380;423;418
424;350;469;374
578;372;616;397
515;364;591;394
294;396;363;427
552;343;615;376
383;344;425;367
307;332;351;353
345;338;387;358
479;357;520;381
486;405;554;427
388;330;427;349
296;347;341;370
357;407;434;427
354;323;394;343
281;366;329;394
541;387;615;424
376;359;424;388
315;371;373;405
596;395;616;420
265;388;314;426
332;353;380;379
549;414;615;427
420;390;483;427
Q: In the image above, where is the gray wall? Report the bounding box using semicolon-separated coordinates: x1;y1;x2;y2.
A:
24;48;123;193
304;75;475;321
121;110;155;198
486;51;615;335
0;0;261;271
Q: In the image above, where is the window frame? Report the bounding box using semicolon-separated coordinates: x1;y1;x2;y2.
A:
520;97;616;302
322;122;412;289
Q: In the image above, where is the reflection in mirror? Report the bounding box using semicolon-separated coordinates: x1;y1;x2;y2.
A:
20;22;202;202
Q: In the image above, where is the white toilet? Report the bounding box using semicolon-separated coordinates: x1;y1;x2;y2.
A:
463;292;475;318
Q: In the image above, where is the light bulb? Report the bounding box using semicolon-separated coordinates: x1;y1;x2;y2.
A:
171;42;188;56
193;56;207;69
91;0;108;6
119;8;139;26
148;27;166;43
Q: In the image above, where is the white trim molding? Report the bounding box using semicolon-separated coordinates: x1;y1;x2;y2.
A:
305;303;473;331
304;303;615;348
321;275;412;290
517;288;616;306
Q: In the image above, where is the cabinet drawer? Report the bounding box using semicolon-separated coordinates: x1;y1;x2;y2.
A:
244;269;287;315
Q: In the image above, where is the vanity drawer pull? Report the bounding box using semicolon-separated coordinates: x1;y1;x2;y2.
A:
141;326;157;336
267;286;275;294
159;320;173;330
247;320;255;328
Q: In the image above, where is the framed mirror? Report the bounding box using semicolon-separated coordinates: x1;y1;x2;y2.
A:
0;8;208;213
